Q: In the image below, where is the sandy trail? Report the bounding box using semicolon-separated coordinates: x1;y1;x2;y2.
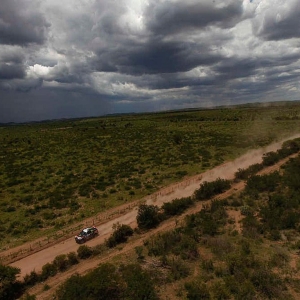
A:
7;135;300;278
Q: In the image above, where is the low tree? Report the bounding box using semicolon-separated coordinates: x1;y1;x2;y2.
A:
106;223;134;248
77;245;93;259
162;197;194;216
53;254;68;272
0;264;24;300
41;263;57;280
185;281;210;300
194;178;231;201
137;204;161;230
120;264;159;300
56;263;124;300
23;270;40;287
67;251;79;265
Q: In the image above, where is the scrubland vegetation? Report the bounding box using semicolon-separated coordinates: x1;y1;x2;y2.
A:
49;138;300;299
1;102;300;250
2;134;300;299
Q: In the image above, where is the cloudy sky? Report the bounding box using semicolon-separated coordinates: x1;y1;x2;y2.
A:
1;0;300;123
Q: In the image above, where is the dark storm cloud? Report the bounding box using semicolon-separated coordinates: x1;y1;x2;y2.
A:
257;52;300;69
0;47;26;79
0;87;113;123
0;0;49;46
253;0;300;41
227;74;297;101
146;0;243;35
212;49;300;81
0;63;25;80
130;72;216;91
0;77;43;92
214;58;258;80
92;39;223;75
125;40;222;74
150;75;215;90
47;64;86;84
89;0;235;76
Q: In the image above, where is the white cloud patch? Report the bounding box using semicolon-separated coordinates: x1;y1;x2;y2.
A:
29;64;51;77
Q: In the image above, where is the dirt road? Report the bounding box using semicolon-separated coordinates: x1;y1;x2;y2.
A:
8;136;299;278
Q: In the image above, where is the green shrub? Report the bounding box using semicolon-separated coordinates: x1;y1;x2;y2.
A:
67;252;79;265
245;171;281;194
135;246;144;260
185;281;210;299
211;281;231;299
56;262;159;300
283;156;300;191
224;277;255;299
146;229;181;257
259;192;300;234
53;254;68;272
241;215;262;238
119;264;159;300
106;223;134;248
175;235;199;260
184;209;219;236
234;163;263;181
77;245;93;259
162;197;194;216
137;204;161;230
262;151;280;166
56;274;85;299
240;205;253;216
41;263;57;280
250;266;286;299
194;178;231;201
0;264;24;300
146;227;199;260
23;270;40;287
164;256;190;281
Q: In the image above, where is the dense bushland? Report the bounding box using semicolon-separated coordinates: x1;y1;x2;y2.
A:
4;136;300;299
1;103;300;248
240;153;300;239
48;143;300;299
55;263;159;300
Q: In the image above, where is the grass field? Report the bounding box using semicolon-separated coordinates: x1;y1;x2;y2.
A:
1;101;300;249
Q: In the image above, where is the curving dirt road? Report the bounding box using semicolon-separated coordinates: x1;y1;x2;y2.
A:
8;135;300;279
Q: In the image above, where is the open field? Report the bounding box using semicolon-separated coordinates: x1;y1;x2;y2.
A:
1;101;300;251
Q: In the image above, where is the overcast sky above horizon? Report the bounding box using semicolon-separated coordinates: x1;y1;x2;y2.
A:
1;0;300;123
